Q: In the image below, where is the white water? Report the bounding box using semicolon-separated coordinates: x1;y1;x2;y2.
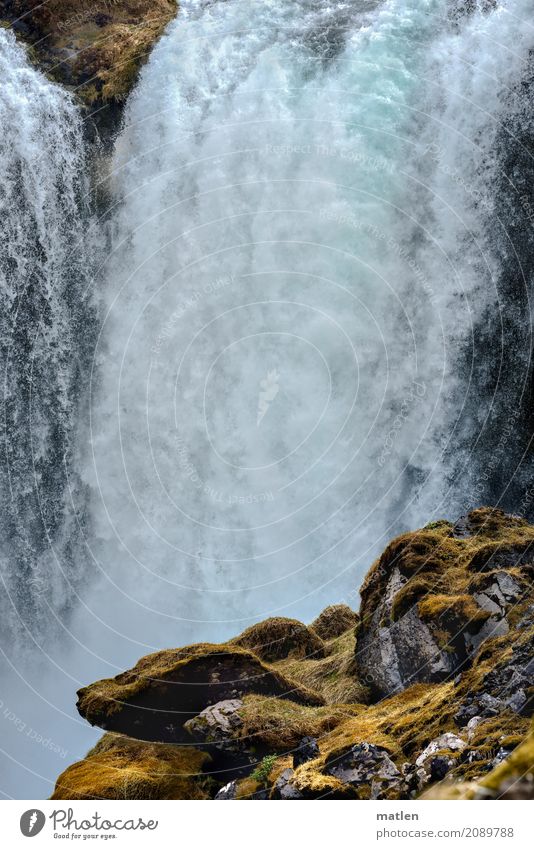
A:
83;0;534;651
0;29;99;798
2;0;534;798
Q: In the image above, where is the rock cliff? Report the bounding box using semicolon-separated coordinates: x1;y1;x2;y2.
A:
52;508;534;800
0;1;177;107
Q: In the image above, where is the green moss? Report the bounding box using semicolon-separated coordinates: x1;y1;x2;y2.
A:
251;754;278;785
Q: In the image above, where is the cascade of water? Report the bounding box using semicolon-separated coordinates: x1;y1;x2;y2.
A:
0;28;96;640
84;0;534;646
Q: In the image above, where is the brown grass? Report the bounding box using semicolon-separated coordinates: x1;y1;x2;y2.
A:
51;733;211;800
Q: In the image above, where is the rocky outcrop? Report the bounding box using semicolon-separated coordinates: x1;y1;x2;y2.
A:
77;643;323;744
0;1;177;108
55;507;534;800
357;508;533;699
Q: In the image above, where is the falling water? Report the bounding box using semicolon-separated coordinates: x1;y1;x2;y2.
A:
0;27;96;638
84;0;534;648
1;0;534;799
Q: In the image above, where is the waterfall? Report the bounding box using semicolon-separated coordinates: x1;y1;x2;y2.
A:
1;0;534;799
0;28;97;642
83;0;534;650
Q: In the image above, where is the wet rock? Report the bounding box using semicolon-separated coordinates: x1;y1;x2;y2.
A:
293;736;320;768
215;780;238;800
480;633;534;716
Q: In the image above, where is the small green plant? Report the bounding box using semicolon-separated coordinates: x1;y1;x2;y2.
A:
251;754;277;785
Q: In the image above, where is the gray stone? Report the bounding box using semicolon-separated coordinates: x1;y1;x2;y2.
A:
272;768;303;800
505;689;527;714
324;742;404;799
357;569;456;698
415;732;466;768
184;698;244;751
466;716;483;742
293;736;320;768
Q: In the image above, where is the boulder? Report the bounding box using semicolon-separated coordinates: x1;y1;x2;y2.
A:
272;768;304;800
77;643;323;743
323;743;404;799
184;699;244;751
415;733;466;768
215;781;238;800
357;568;459;698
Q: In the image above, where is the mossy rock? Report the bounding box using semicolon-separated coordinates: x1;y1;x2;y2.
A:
3;1;177;107
77;642;324;742
311;604;359;640
51;733;211;800
232;617;325;662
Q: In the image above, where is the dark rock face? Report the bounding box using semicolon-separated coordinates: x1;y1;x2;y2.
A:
293;736;320;768
455;632;534;725
272;769;304;800
429;757;451;781
357;567;458;698
357;510;533;700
